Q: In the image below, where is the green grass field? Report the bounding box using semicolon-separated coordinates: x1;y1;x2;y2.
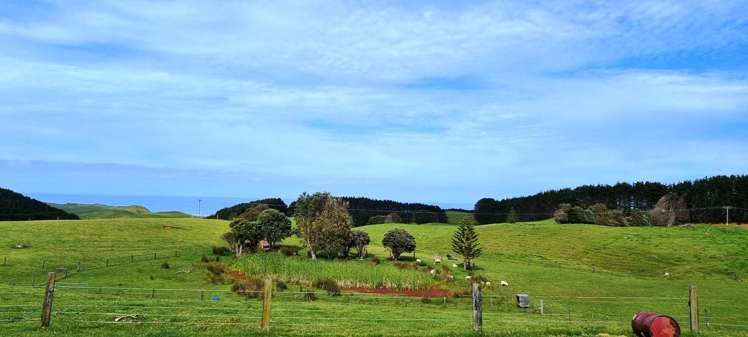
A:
1;218;746;337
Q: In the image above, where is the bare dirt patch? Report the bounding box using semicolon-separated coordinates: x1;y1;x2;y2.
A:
344;287;451;297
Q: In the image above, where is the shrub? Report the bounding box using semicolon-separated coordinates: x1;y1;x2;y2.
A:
349;230;370;259
382;228;416;260
231;278;264;298
160;262;170;269
421;297;432;304
275;279;288;291
201;256;212;263
205;262;228;284
628;209;652;226
279;245;302;256
369;256;381;265
304;291;317;301
313;278;340;296
212;246;232;256
605;209;628;227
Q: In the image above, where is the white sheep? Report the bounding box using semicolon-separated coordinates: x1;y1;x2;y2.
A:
452;264;458;268
465;276;472;280
429;269;436;275
500;280;509;287
485;281;491;286
416;259;422;263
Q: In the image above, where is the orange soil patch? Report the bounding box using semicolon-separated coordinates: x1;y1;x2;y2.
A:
344;287;451;297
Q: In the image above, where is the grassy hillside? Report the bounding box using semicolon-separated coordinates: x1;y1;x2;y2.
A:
446;210;477;225
49;203;192;219
1;218;746;337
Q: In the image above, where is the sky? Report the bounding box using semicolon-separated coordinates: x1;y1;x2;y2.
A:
1;0;748;210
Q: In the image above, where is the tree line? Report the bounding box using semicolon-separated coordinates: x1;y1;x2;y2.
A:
290;196;448;226
474;175;748;224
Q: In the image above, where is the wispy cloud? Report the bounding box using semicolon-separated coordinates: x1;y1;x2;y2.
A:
1;0;747;203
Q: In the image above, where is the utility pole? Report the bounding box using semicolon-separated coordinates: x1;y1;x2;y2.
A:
198;199;202;218
723;206;733;226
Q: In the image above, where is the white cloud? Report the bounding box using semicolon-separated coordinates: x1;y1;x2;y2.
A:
0;0;747;201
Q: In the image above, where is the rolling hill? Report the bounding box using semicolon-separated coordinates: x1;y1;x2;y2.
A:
48;203;192;219
0;218;746;336
0;187;78;221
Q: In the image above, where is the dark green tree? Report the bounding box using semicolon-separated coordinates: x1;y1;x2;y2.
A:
349;230;371;259
451;221;482;270
506;208;519;223
255;209;292;247
382;228;416;260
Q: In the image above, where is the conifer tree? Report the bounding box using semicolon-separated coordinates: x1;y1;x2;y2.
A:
451;221;482;270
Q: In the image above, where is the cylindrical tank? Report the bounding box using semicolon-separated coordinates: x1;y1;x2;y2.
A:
632;311;681;337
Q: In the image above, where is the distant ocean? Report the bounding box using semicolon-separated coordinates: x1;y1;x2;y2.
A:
31;193;254;216
31;193;474;216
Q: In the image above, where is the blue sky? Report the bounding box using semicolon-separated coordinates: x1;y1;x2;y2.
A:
1;0;748;208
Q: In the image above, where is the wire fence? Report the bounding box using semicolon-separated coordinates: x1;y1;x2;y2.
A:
1;283;746;334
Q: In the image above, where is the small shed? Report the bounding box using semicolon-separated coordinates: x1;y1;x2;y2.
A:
258;240;271;251
516;293;530;308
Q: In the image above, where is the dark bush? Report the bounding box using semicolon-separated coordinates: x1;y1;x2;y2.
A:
313;278;340;296
304;291;317;301
369;256;381;265
279;245;302;256
212;246;232;256
382;228;416;260
231;278;264;298
160;262;170;269
275;279;288;291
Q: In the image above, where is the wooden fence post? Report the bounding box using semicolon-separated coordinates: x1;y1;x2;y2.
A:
540;299;544;315
472;282;482;333
260;277;273;331
151;288;156;298
689;285;699;334
2;256;6;266
154;252;157;260
130;255;134;263
40;272;56;328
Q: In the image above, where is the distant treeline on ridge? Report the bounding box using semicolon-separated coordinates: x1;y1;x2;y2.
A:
209;198;289;219
475;175;748;224
0;187;79;221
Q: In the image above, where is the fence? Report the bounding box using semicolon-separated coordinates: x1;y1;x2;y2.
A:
1;276;746;335
1;247;209;287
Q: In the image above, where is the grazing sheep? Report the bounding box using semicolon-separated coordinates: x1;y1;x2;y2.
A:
416;259;422;263
429;269;436;275
485;281;491;286
500;281;509;287
465;276;472;280
452;264;458;268
433;255;442;263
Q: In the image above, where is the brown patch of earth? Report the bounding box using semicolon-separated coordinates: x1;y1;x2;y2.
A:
344;287;451;297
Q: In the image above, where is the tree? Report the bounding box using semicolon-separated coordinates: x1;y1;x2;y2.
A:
451;221;482;270
350;230;370;259
294;192;352;260
224;219;262;256
255;209;292;247
590;203;609;225
238;203;270;222
506;208;519;223
382;228;416;260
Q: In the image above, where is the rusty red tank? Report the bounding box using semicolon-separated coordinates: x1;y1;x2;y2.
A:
631;311;681;337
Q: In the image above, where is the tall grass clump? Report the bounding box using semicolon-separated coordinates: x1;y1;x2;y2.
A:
233;251;436;289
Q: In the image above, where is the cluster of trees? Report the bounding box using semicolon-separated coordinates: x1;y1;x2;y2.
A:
210;198;288;220
223;204;292;256
290;197;447;226
554;193;691;227
222;193;374;260
475;175;748;224
0;187;79;221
